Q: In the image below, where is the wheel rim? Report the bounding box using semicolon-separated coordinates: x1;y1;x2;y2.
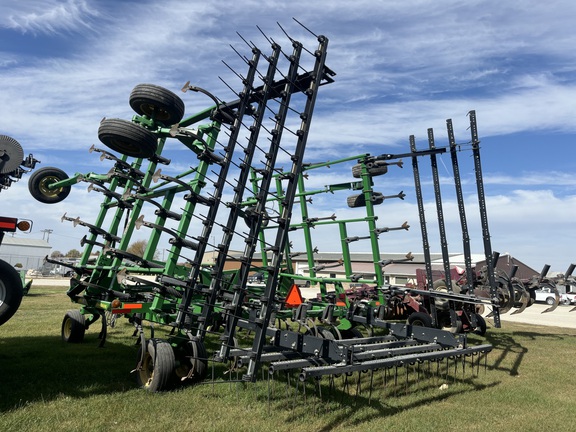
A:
139;352;154;388
0;279;6;307
38;175;64;198
135;103;173;122
62;318;72;339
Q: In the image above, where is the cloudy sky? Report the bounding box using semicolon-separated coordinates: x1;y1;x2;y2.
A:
0;0;575;273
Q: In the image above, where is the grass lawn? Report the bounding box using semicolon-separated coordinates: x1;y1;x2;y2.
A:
1;285;576;432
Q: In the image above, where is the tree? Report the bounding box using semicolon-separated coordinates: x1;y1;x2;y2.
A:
51;250;63;258
66;249;81;258
127;240;159;259
127;240;147;258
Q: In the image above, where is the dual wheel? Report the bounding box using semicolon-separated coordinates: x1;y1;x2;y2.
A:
99;84;185;158
61;309;208;392
27;84;186;204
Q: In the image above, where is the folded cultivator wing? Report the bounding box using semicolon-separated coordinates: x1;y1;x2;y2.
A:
30;23;497;394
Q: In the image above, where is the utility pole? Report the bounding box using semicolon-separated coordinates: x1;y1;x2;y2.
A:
41;229;53;242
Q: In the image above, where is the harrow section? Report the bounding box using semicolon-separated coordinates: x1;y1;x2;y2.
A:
29;22;495;392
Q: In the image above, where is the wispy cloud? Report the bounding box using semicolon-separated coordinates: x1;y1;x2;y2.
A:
1;0;100;35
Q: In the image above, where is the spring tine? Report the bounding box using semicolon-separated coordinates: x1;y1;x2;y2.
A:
453;358;457;383
356;371;362;397
405;365;409;395
394;366;398;397
416;362;420;390
267;371;271;415
368;370;374;405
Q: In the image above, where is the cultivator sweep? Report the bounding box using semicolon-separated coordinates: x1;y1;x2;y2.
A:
28;22;499;393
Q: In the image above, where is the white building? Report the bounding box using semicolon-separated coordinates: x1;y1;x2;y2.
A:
0;237;51;270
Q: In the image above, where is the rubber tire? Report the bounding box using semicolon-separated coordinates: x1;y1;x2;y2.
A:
317;326;336;340
28;167;71;204
347;192;384;208
351;162;388;178
98;118;158;158
129;83;185;126
546;296;555;305
0;259;23;326
61;310;86;343
136;338;176;392
180;340;208;384
0;135;24;174
472;313;487;336
339;326;363;339
407;311;433;327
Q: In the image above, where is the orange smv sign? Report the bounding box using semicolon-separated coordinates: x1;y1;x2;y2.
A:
284;284;304;308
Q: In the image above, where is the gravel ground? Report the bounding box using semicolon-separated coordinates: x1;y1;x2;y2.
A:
30;278;576;330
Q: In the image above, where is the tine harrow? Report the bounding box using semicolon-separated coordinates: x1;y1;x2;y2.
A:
29;22;495;394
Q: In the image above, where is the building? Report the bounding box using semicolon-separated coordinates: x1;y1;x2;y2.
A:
0;237;51;271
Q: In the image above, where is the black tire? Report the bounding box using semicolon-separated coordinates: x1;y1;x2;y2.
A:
61;310;86;343
0;259;23;326
472;313;487;336
129;84;185;126
407;311;433;327
98;118;158;158
351;162;388;178
546;296;555;305
175;339;208;384
136;338;176;392
0;135;24;174
347;192;384;208
317;326;336;340
339;326;364;339
28;167;71;204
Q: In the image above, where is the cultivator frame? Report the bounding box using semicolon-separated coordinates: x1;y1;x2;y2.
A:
28;22;500;392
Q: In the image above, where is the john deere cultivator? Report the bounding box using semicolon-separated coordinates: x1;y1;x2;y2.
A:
28;23;496;392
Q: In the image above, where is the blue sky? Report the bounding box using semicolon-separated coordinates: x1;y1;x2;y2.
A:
0;0;575;273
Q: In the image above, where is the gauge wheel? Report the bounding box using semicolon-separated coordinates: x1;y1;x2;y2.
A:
347;192;384;208
61;310;86;343
174;339;208;385
136;338;176;392
471;313;487;336
28;167;71;204
407;311;433;327
351;161;388;178
129;83;185;126
0;259;23;326
98;118;158;158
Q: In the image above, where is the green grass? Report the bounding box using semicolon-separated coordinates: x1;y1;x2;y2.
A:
1;286;576;432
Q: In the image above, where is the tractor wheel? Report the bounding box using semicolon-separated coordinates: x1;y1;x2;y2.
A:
347;192;384;208
136;338;176;392
0;259;23;326
407;311;433;327
61;310;86;343
174;339;208;385
98;118;158;158
28;167;71;204
129;83;185;126
0;135;24;174
471;313;487;336
351;161;388;178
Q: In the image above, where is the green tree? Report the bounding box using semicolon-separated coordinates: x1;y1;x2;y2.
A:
50;250;63;258
66;249;81;258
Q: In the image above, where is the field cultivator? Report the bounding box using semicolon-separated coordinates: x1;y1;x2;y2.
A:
28;23;494;392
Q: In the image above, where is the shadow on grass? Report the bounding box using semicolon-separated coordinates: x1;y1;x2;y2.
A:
257;367;501;431
0;333;138;412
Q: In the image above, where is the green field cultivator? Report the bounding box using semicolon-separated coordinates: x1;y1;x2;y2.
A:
28;23;499;393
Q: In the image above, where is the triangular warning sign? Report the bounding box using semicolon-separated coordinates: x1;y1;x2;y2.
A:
285;284;304;308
